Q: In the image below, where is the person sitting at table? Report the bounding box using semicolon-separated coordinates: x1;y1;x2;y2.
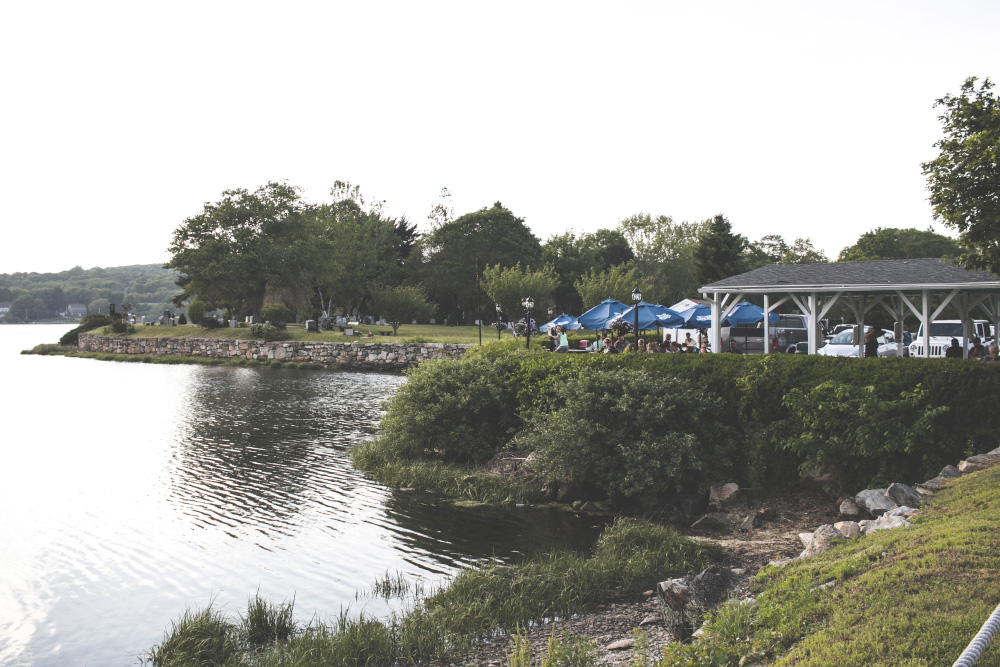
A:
553;325;569;353
546;324;559;351
602;337;617;354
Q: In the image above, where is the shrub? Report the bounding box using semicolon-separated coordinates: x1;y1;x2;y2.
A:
187;299;206;324
199;316;222;329
59;314;112;346
111;320;128;334
250;322;291;342
377;357;518;464
261;303;294;329
177;313;187;325
516;367;737;498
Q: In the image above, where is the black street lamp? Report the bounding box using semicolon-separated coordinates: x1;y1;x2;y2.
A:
631;286;642;347
522;296;534;350
495;303;503;340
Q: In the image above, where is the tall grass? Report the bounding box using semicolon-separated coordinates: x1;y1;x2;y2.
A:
145;518;718;665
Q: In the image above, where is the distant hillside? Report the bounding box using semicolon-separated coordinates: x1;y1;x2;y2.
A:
0;264;180;321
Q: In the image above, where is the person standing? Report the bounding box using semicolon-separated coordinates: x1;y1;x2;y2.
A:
864;328;879;358
554;326;569;353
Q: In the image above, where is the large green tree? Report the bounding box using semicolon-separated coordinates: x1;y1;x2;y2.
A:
575;263;649;310
693;214;749;286
368;285;435;335
165;182;309;322
415;202;541;323
618;213;704;305
541;229;633;315
482;262;558;324
922;77;1000;274
837;227;961;262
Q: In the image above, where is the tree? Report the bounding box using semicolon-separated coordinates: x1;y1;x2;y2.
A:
694;214;748;286
837;227;962;262
415;202;542;323
581;228;634;270
750;234;829;267
368;285;435;335
618;214;703;304
922;77;1000;274
165;182;309;322
482;263;558;324
575;263;649;310
187;298;206;324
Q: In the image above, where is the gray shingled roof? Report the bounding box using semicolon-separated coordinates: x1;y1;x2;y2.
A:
701;258;1000;292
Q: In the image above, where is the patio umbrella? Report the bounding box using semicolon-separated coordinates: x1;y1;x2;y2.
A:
675;304;713;329
722;301;779;326
539;313;583;332
577;299;629;330
617;302;684;330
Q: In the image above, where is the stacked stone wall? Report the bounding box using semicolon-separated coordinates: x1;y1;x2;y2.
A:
78;333;470;371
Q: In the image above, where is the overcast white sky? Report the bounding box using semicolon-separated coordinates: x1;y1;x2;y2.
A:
1;1;997;274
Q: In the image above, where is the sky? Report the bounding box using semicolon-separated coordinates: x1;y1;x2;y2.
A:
1;1;998;275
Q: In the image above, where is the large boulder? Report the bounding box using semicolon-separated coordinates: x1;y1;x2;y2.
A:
862;513;910;535
855;489;896;517
886;483;924;508
709;483;745;511
834;521;861;539
801;524;844;558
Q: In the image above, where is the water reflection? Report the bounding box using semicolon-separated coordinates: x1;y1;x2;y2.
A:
168;367;402;538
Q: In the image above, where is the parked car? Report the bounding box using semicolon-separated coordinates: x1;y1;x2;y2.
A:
816;327;901;357
908;320;994;358
774;314;809;353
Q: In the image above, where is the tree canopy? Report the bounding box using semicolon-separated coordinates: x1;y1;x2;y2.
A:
837;227;961;262
694;214;749;285
922;77;1000;274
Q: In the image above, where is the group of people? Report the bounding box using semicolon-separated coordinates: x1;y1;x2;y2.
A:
945;336;1000;361
547;326;747;355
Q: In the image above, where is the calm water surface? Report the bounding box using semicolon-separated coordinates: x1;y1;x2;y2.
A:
0;325;605;666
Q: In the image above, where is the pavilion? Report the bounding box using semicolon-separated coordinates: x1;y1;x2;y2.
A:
699;258;1000;358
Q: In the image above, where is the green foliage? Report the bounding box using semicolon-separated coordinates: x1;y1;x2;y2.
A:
694;214;749;285
375;357;518;463
922;76;1000;274
541;229;633;314
482;262;558;324
111;320;128;334
260;303;293;329
241;593;295;647
574;263;649;310
517;367;737;498
146;606;238;667
249;323;291;342
198;316;222;329
176;313;187;325
186;298;206;325
367;284;435;335
59;313;113;346
617;213;704;305
837;226;961;262
782;381;950;492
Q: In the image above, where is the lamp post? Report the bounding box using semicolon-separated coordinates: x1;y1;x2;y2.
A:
495;303;503;340
631;286;642;347
522;296;534;350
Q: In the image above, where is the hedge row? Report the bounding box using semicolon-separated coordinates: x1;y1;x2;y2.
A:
371;341;1000;495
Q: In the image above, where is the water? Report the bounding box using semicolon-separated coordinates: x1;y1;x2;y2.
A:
0;325;605;666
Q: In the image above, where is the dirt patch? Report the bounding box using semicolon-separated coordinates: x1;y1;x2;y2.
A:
453;487;840;666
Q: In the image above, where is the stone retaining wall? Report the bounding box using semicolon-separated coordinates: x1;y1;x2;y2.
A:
78;333;471;371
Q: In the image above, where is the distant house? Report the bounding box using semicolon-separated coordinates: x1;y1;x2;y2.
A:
0;302;10;318
66;304;88;318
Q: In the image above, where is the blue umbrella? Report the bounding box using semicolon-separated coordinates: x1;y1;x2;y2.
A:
577;299;629;330
674;304;713;328
539;313;583;332
723;302;779;326
617;302;684;329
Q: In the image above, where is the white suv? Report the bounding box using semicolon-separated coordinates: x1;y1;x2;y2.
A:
908;320;994;357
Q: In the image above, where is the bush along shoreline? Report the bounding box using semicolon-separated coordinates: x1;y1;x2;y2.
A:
353;341;1000;506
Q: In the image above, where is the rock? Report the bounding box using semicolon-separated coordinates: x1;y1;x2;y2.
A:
657;565;733;639
862;513;910;535
886;483;924;508
739;509;769;531
886;506;918;518
966;448;1000;466
690;512;730;530
811;580;837;593
799;532;814;548
916;477;948;493
731;568;746;575
838;498;861;517
855;489;896;517
858;519;873;532
801;524;844;558
767;557;794;568
939;464;962;478
834;521;861;539
959;459;989;473
643;589;654;597
673;492;709;516
799;468;835;490
606;638;634;651
709;483;744;510
639;615;659;626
